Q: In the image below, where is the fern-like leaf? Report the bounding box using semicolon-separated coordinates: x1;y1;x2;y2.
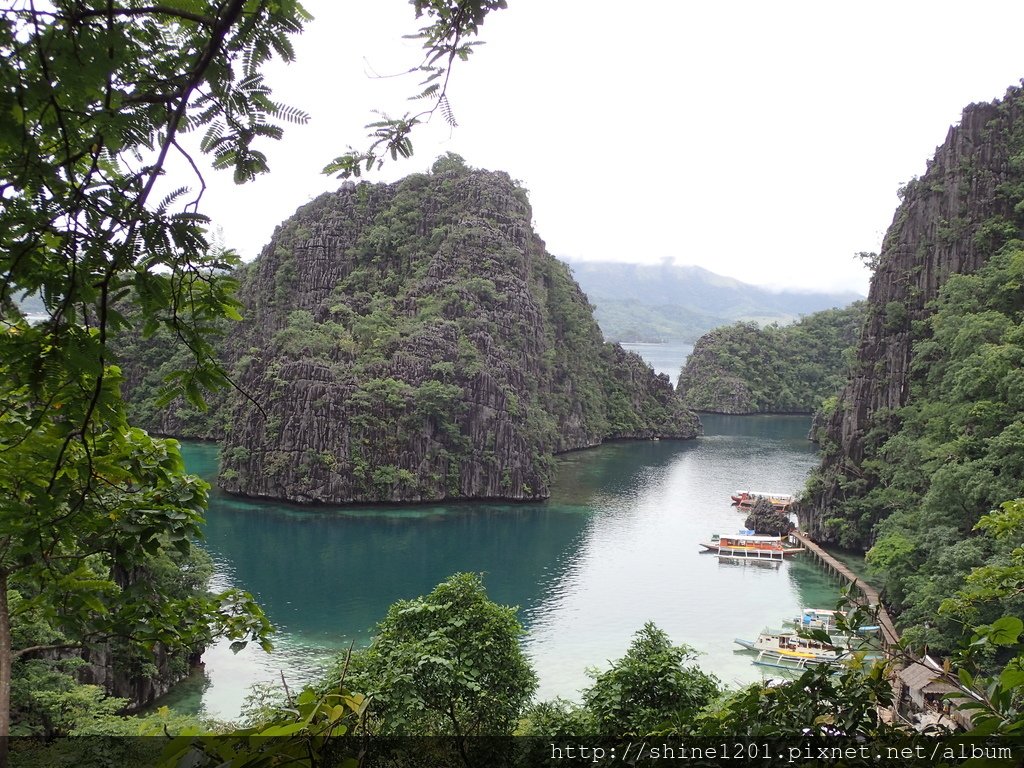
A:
439;94;457;128
271;102;310;125
415;83;440;100
156;187;189;214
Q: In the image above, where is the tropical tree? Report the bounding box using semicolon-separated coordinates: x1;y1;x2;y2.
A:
0;1;314;749
345;573;537;739
934;498;1024;734
0;0;505;752
695;660;898;746
162;574;530;767
0;367;274;747
582;622;719;737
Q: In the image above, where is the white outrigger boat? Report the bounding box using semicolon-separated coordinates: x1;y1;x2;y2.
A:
734;630;847;670
736;614;883;671
699;533;804;561
793;607;881;635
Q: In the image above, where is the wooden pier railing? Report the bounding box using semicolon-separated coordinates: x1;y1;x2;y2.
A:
790;531;901;648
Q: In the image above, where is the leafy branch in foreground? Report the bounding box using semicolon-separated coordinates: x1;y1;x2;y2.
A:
0;0;505;755
323;0;507;179
0;0;311;750
934;498;1024;735
157;670;369;768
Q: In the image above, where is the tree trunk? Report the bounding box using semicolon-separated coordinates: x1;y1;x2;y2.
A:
0;572;11;768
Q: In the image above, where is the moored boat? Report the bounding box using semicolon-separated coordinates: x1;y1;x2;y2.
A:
735;614;886;671
734;630;846;667
793;607;881;635
730;490;796;511
699;533;804;560
794;607;840;632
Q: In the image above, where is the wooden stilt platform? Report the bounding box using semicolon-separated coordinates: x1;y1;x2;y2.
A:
786;534;980;728
790;531;900;648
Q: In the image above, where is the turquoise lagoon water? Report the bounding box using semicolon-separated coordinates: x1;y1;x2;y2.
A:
175;413;838;719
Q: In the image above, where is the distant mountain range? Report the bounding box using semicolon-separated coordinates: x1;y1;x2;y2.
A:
12;292;45;317
561;260;863;342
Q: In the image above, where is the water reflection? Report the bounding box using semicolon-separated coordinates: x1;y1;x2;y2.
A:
178;415;832;718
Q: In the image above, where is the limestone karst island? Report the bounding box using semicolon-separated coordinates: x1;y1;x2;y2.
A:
4;3;1024;765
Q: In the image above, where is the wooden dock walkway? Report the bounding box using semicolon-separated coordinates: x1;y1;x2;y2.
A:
791;531;901;648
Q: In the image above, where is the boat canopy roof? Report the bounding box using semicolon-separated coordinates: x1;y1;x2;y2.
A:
721;534;785;543
737;491;795;500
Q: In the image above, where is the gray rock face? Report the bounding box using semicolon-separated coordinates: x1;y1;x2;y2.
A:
806;408;828;443
677;305;864;415
73;643;200;711
213;167;700;504
802;87;1024;544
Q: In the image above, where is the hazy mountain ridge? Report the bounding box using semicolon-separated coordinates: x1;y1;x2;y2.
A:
562;260;863;342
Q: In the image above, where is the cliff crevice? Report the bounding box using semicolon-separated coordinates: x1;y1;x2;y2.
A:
127;165;700;504
803;86;1024;545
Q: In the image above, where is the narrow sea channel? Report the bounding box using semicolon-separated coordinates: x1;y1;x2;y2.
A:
169;413;840;719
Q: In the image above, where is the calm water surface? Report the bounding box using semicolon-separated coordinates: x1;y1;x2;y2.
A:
619;341;694;383
175;414;837;719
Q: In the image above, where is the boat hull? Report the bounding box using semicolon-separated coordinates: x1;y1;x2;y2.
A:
699;542;804;558
731;491;796;511
734;638;845;668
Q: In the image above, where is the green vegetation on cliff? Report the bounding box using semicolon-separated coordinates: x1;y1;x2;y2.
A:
807;247;1024;653
123;158;701;504
802;88;1024;655
677;303;865;413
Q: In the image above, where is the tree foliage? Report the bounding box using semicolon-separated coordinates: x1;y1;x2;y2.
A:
105;579;1024;764
696;662;896;743
0;0;318;742
518;617;902;752
809;245;1024;652
0;0;507;749
678;303;866;413
581;622;719;737
8;543;216;740
344;573;536;737
323;2;507;179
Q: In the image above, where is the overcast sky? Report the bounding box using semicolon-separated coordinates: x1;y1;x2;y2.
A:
175;1;1024;294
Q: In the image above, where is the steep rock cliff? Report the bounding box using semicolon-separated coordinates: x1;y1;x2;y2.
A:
205;164;699;503
677;304;865;414
802;86;1024;546
73;642;201;711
